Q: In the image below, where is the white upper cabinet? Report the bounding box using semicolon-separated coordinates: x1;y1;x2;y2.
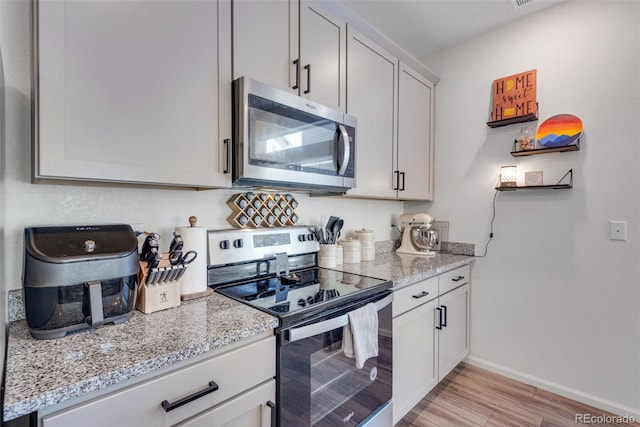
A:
35;0;232;188
232;0;296;94
397;62;435;200
344;29;435;200
345;26;397;199
233;0;346;111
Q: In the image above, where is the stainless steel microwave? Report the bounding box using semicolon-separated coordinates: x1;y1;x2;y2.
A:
232;77;356;193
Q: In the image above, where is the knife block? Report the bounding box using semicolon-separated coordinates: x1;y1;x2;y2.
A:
136;255;181;314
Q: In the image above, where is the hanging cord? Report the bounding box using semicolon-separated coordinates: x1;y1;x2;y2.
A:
443;189;498;258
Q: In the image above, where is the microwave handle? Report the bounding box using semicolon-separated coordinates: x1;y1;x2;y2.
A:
335;124;350;176
286;293;392;343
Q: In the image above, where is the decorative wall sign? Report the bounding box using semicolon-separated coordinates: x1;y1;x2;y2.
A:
488;69;537;127
537;114;583;147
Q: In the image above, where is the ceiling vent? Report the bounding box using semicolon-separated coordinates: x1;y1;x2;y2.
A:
511;0;534;9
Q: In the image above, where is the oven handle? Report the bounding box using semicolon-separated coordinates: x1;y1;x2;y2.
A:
286;293;393;343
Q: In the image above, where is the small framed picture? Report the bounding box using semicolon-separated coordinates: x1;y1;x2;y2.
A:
525;171;543;186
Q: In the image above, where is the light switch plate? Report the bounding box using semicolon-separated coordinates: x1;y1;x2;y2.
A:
609;221;627;241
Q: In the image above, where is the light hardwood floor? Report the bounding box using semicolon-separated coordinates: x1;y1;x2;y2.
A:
397;362;639;427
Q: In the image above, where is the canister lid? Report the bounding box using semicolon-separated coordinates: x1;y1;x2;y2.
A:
25;224;138;263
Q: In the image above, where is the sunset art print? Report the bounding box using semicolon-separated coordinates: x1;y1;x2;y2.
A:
536;114;583;147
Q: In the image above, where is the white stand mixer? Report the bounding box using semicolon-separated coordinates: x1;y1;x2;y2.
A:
396;213;438;256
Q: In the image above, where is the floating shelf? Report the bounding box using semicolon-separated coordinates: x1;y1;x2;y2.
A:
487;103;539;128
511;139;580;157
496;169;573;191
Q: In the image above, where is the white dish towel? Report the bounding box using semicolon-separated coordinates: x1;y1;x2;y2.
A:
342;302;379;369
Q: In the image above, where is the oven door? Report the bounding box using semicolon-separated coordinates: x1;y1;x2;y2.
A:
277;291;392;427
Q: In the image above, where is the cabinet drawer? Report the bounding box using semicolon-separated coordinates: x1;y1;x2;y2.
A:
393;277;438;317
43;337;275;427
439;265;470;295
179;380;275;427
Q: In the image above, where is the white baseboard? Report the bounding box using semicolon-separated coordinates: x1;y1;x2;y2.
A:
465;355;640;420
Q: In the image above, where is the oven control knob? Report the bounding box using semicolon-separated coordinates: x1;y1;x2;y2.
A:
307;296;314;305
219;240;230;250
307;233;314;241
298;234;306;242
233;238;244;248
297;298;306;307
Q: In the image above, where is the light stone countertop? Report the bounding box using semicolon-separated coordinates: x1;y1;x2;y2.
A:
3;249;473;422
3;292;279;422
335;251;474;289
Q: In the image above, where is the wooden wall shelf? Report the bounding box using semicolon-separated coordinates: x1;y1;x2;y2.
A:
495;169;573;191
511;139;580;157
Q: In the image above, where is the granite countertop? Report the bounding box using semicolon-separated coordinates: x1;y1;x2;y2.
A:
3;293;279;422
3;247;474;422
337;251;474;289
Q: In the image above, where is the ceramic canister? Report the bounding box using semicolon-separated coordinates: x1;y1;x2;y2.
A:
341;238;361;264
354;229;375;261
318;244;337;268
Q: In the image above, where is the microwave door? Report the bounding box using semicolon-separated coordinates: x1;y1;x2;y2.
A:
244;97;347;188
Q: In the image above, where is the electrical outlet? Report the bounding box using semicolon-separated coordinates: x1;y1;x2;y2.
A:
609;221;627;241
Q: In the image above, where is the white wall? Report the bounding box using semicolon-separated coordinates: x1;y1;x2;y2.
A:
415;0;640;416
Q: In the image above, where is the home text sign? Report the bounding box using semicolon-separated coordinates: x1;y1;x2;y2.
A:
491;69;537;124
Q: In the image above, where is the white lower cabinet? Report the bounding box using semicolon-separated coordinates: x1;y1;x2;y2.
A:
437;283;470;380
392;266;470;425
40;336;275;427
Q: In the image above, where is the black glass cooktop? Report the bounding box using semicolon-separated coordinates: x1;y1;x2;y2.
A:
214;267;391;325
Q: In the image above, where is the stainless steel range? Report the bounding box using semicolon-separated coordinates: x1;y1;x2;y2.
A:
207;226;393;427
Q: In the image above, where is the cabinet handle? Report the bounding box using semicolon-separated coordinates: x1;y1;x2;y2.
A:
452;275;465;282
399;171;406;191
412;291;430;299
436;307;443;330
223;138;231;174
267;400;276;427
304;64;311;94
161;380;219;412
393;170;400;190
441;305;448;327
293;59;300;90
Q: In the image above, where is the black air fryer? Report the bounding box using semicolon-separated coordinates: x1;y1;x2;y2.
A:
22;224;139;339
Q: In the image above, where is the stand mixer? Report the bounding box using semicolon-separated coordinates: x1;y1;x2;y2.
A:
396;213;438;256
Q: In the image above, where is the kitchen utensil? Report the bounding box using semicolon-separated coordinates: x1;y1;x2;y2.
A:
331;219;343;244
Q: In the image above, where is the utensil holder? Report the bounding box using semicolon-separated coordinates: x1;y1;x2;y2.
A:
136;253;181;314
318;244;337;268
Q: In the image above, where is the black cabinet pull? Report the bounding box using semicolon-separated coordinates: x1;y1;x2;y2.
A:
223;138;231;174
441;305;448;327
393;170;400;190
412;291;430;299
304;64;311;94
267;400;276;427
452;275;465;282
161;380;219;412
293;59;300;90
436;307;443;330
399;171;405;191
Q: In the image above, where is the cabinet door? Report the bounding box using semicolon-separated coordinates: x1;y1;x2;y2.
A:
232;0;298;94
392;298;438;425
397;62;435;200
36;0;232;188
179;380;275;427
345;26;397;199
437;284;470;380
299;0;346;111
